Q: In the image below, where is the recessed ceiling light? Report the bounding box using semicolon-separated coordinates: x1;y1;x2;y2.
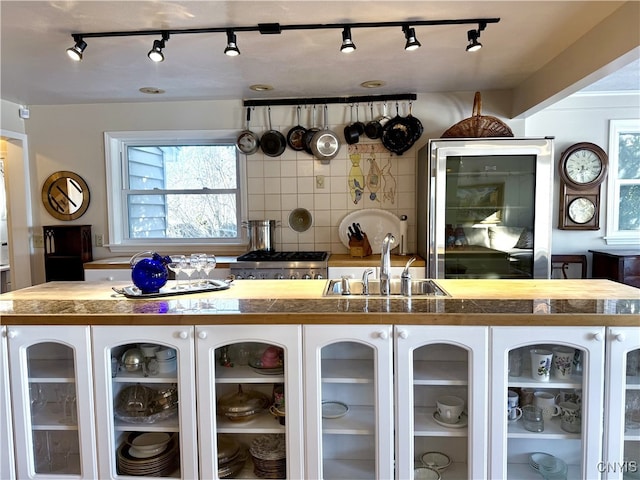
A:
360;80;386;89
250;84;274;92
139;87;165;95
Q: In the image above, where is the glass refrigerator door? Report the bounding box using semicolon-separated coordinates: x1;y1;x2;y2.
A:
443;153;536;279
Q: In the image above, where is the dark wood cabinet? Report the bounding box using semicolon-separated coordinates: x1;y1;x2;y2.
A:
589;249;640;288
43;225;93;281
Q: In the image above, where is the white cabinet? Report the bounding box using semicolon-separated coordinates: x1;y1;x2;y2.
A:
6;325;98;479
195;324;304;479
303;325;394;480
604;327;640;480
395;325;489;479
490;326;606;479
92;326;198;479
1;326;16;480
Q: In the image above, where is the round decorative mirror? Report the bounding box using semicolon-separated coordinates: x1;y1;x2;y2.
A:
41;171;90;220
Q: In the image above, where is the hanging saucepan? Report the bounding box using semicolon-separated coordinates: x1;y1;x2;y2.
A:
406;101;424;143
311;105;340;163
303;105;320;155
364;103;383;139
261;106;286;157
236;107;260;155
286;105;307;151
381;102;415;155
343;104;360;145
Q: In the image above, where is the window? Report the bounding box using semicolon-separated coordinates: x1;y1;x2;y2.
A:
606;119;640;245
105;131;247;251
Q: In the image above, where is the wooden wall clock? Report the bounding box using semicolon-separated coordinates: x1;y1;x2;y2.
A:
557;142;608;230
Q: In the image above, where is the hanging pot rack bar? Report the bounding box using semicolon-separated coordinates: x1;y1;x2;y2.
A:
243;93;417;107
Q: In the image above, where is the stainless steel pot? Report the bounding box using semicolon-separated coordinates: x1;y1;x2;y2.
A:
243;220;277;251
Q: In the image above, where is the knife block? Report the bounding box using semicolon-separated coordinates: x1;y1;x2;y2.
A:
349;233;372;258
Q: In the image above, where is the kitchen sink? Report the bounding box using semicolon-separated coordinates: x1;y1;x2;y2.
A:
323;278;449;297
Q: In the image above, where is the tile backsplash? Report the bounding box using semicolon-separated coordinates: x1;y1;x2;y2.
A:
246;138;417;254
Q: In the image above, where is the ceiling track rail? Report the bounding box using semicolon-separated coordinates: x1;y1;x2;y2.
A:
243;93;417;107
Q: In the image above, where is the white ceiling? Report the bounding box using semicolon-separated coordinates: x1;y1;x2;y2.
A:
0;1;638;108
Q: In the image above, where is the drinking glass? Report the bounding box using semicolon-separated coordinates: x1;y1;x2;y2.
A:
190;254;203;285
201;254;217;282
180;256;196;288
167;255;184;289
56;383;77;425
30;383;47;414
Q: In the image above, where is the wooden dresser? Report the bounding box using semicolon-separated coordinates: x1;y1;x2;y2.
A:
589;249;640;287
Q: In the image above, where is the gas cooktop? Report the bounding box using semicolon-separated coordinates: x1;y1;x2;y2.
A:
236;251;329;262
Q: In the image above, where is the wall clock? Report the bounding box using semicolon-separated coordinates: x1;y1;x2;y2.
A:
557;142;608;230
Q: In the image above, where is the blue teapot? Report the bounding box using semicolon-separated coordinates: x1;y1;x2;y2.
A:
130;251;172;294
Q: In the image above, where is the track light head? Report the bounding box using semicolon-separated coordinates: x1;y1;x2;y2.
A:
403;26;421;51
66;36;87;61
466;29;482;52
148;32;169;62
224;30;240;56
340;27;356;53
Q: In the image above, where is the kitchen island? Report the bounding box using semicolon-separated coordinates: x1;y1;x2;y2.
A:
2;279;638;480
0;278;637;326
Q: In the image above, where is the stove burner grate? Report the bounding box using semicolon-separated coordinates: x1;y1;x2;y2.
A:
236;251;329;262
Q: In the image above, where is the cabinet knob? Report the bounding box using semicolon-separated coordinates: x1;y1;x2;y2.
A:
614;332;625;342
197;331;207;339
178;331;189;339
593;332;602;342
377;331;388;340
6;329;16;339
398;329;409;339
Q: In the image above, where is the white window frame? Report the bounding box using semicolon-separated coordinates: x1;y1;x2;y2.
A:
605;119;640;245
104;130;247;253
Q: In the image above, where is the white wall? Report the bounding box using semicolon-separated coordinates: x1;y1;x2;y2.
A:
525;91;640;275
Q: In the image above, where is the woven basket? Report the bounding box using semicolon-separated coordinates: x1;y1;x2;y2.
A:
441;92;514;138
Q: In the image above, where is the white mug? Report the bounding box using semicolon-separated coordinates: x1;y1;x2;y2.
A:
534;391;561;421
552;347;575;379
530;349;553;382
507;390;522;421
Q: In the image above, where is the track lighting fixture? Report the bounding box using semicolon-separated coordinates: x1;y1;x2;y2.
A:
148;32;169;62
66;17;500;61
466;29;482;52
224;30;240;56
66;36;87;61
340;27;356;53
403;26;421;51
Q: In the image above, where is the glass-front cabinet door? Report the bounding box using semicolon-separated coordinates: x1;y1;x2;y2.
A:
303;325;394;480
491;326;605;479
195;324;304;479
7;325;98;479
604;327;640;480
92;325;197;479
395;325;489;479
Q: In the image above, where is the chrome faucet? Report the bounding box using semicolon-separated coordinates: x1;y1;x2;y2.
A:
401;256;416;297
361;268;374;295
380;233;395;296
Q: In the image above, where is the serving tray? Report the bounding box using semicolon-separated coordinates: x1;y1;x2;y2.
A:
112;279;231;298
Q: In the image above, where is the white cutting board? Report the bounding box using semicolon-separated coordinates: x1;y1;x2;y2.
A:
338;209;401;254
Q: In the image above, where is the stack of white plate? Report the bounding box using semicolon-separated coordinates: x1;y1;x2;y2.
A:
250;434;286;478
117;432;179;476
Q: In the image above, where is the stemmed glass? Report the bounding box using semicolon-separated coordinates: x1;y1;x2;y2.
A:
167;255;185;290
180;256;196;289
201;254;217;283
190;254;203;286
30;383;47;416
56;383;77;425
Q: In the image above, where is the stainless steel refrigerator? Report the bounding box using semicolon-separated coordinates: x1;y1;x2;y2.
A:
417;137;554;279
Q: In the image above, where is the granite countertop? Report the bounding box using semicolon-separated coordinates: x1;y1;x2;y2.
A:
1;279;638;326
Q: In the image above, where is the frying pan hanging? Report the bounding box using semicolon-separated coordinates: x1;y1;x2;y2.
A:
364;103;383;139
261;106;286;157
236;107;260;155
303;105;320;155
286;106;307;151
311;105;340;163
